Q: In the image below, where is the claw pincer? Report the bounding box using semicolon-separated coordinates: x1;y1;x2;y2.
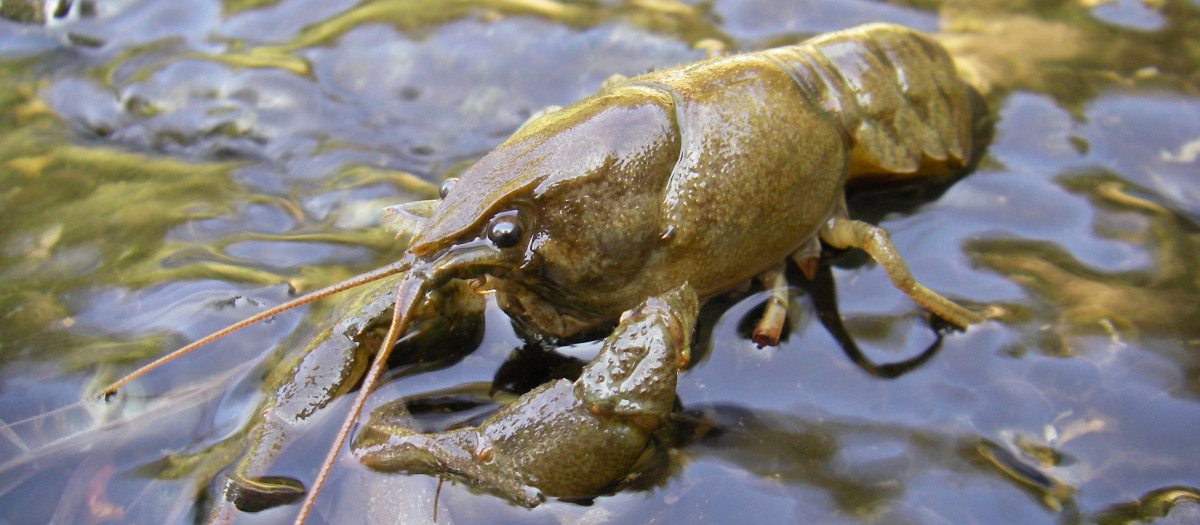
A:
354;286;698;505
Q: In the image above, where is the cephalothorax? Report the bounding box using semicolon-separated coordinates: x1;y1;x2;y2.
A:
102;23;987;523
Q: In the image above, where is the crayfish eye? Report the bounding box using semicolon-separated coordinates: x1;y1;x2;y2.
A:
438;178;459;199
487;215;523;249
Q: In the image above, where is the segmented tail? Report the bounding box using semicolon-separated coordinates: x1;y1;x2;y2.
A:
765;23;982;184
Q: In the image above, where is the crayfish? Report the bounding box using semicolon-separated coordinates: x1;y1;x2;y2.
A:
101;23;988;523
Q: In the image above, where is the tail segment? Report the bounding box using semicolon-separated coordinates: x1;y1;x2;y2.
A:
765;23;982;185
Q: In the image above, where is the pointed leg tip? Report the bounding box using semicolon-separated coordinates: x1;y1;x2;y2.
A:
799;258;819;281
978;304;1005;321
751;329;780;348
953;306;989;329
931;306;989;332
220;474;306;513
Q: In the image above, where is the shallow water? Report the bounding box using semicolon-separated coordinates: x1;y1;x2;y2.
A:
1;0;1199;523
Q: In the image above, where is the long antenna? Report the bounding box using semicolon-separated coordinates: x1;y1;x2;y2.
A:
99;260;411;398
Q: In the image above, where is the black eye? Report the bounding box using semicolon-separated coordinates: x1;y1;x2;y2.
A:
487;215;523;248
439;178;458;199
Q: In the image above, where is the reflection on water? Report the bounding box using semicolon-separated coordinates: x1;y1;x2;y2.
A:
2;0;1199;523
